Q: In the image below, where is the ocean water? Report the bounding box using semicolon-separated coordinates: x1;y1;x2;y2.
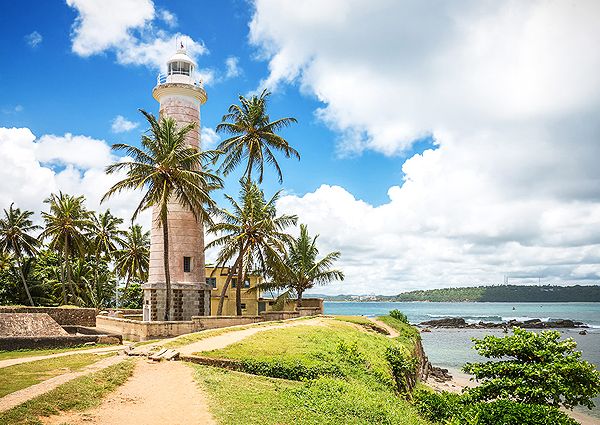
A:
324;301;600;418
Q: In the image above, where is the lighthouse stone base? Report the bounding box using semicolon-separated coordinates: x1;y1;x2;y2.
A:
143;283;211;321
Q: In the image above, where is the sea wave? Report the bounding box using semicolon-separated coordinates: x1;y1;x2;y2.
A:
425;314;503;323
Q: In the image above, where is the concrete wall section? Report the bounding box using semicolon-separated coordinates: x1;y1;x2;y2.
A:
0;307;96;326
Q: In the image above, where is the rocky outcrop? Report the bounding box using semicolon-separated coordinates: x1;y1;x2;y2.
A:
419;317;588;329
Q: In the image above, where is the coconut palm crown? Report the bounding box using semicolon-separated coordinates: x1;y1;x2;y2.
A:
215;89;300;184
207;179;297;315
0;203;41;305
102;109;223;320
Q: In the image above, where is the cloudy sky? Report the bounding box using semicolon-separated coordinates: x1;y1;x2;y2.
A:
1;0;599;294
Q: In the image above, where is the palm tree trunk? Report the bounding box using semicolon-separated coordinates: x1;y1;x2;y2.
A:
236;261;243;316
59;257;66;304
216;252;243;316
15;254;34;306
161;210;171;321
296;288;304;308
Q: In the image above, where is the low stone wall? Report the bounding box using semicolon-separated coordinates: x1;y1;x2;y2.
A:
300;298;324;312
0;334;122;350
192;315;262;331
0;307;96;326
297;307;322;317
260;311;300;321
96;316;197;342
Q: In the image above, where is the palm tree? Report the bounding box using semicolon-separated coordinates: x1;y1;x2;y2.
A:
41;193;92;305
0;204;41;306
115;224;150;289
207;179;297;315
88;210;125;292
102;109;222;320
216;89;300;184
271;224;344;307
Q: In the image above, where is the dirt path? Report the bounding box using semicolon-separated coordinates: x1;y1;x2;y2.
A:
178;317;324;355
43;359;216;425
368;318;400;337
0;354;123;413
0;345;126;369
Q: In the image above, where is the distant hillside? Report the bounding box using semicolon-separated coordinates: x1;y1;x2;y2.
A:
392;285;600;302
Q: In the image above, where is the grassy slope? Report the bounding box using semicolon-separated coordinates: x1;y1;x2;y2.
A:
0;345;113;361
0;360;134;425
0;353;114;397
194;317;430;425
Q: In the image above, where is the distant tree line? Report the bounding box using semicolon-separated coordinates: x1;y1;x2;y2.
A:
392;285;600;302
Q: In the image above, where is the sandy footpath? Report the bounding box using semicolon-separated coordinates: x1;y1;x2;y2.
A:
0;354;123;413
43;359;216;425
178;317;324;355
0;345;126;369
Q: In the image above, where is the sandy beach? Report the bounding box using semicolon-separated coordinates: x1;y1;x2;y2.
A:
425;367;600;425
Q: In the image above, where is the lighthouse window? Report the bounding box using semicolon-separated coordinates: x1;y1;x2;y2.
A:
183;256;191;272
168;61;191;76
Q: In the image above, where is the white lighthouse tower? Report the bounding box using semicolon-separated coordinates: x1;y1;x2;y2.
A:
143;46;211;321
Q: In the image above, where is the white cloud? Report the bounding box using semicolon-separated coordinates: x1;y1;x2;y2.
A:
225;56;241;78
66;0;211;76
111;115;139;133
201;128;220;149
25;31;42;48
0;127;150;230
159;9;177;28
251;0;600;293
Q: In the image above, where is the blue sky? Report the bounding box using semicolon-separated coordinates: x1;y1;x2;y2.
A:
1;0;599;294
0;0;417;207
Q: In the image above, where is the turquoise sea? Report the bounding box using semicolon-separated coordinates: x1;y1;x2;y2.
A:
324;301;600;418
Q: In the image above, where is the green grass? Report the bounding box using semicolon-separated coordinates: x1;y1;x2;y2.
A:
0;353;114;397
334;315;390;335
161;317;311;349
193;364;430;425
0;344;114;361
0;360;134;425
201;318;418;388
377;315;421;347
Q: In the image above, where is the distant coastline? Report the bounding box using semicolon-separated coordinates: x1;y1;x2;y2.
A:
313;284;600;303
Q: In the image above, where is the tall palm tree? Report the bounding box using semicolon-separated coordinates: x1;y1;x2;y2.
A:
41;193;92;305
115;224;150;289
88;209;125;291
271;224;344;307
216;89;300;184
0;204;41;306
207;179;297;315
102;109;222;320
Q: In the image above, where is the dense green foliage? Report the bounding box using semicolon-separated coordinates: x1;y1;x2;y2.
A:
413;391;578;425
463;328;600;410
390;309;409;323
392;285;600;302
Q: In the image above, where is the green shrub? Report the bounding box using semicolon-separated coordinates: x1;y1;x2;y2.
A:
447;399;579;425
336;341;365;366
240;358;343;381
385;346;417;395
389;309;409;324
413;389;464;423
463;327;600;409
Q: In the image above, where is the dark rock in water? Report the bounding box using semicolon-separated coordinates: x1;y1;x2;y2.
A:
429;366;453;382
420;317;467;328
579;330;588;335
419;317;588;329
421;328;431;333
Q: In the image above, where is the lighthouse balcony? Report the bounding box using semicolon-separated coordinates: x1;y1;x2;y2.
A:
157;72;204;88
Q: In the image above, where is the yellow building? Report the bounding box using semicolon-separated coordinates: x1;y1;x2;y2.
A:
205;266;294;316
